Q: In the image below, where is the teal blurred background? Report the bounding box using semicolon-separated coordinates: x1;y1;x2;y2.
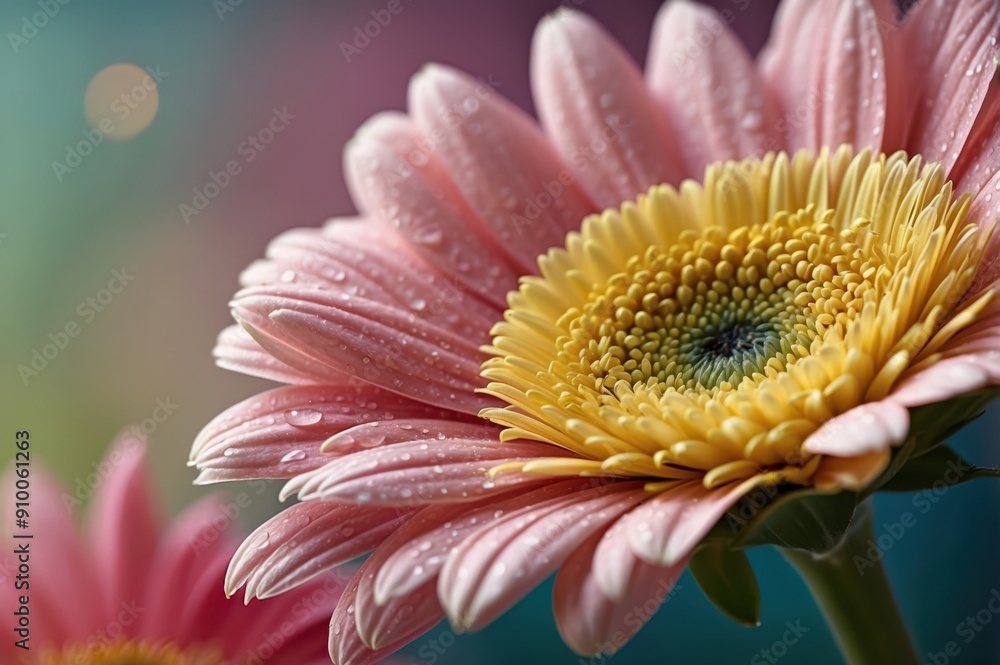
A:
2;0;997;662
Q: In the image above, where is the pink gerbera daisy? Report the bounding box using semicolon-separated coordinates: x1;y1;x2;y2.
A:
193;1;1000;662
3;433;344;665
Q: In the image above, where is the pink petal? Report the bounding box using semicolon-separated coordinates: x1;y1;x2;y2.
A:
873;0;911;150
233;284;492;416
813;448;891;491
554;526;686;657
439;480;647;631
86;434;162;619
292;439;559;505
0;463;108;652
889;353;1000;407
903;0;1000;174
248;220;503;332
279;419;497;501
192;384;457;482
340;492;597;657
322;418;492;455
240;225;405;297
227;500;416;601
344;113;520;309
357;583;442;653
801;401;910;456
224;572;341;662
169;540;244;647
758;0;831;151
816;0;887;152
233;310;348;387
922;293;1000;357
355;556;444;651
953;80;1000;197
329;567;430;665
139;495;234;641
214;324;316;385
763;0;887;152
967;185;1000;294
646;0;782;173
531;9;684;209
408;65;598;273
176;541;339;663
624;478;759;567
372;484;564;604
591;504;655;602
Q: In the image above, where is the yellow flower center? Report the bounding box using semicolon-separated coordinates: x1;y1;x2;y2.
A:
480;148;991;491
36;638;227;665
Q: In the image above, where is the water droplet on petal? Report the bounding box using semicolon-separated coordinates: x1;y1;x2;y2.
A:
284;408;323;426
281;449;307;463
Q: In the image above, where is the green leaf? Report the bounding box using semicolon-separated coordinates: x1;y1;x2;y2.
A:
689;541;760;626
906;388;1000;456
867;388;1000;496
731;488;858;553
878;444;1000;492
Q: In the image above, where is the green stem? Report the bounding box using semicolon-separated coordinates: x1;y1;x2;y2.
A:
781;500;918;665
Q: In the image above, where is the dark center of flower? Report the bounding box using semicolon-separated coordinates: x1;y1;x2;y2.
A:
681;314;787;387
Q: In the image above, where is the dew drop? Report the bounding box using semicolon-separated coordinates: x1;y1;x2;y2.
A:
281;449;307;463
284;408;323;426
740;112;761;130
413;226;444;246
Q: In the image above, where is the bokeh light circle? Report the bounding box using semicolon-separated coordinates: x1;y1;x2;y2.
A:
84;63;160;140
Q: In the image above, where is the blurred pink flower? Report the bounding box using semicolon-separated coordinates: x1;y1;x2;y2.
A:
192;0;1000;662
2;434;342;665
